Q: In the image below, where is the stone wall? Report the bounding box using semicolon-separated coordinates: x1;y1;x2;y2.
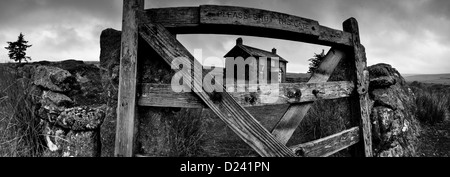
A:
17;61;106;157
368;63;420;157
99;28;195;156
99;28;122;157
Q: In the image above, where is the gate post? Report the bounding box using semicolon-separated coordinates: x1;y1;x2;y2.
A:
115;0;144;157
343;18;373;157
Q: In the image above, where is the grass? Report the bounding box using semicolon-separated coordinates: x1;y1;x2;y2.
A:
2;60;446;157
196;98;351;157
288;98;352;157
294;99;350;143
167;108;211;157
409;81;449;125
0;64;45;157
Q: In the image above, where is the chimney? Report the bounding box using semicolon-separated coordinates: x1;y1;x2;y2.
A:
272;48;277;54
236;37;243;45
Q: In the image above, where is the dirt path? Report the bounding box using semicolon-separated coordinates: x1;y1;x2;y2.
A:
417;111;450;157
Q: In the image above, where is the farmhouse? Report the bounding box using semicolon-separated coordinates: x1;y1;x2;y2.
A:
224;38;288;83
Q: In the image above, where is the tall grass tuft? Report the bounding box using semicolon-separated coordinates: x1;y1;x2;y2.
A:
168;108;211;157
0;64;45;157
285;98;351;156
299;99;350;141
413;88;448;125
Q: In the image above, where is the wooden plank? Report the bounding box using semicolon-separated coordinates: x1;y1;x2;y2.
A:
199;5;320;36
271;48;346;145
138;83;205;108
319;26;353;47
144;7;353;47
290;127;360;157
139;22;296;157
146;7;199;27
114;0;144;157
343;17;373;157
137;81;354;108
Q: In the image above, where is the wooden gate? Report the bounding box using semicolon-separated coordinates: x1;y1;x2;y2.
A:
114;0;373;157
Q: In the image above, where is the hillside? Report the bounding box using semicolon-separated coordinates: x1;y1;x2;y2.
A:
286;72;311;82
404;74;450;85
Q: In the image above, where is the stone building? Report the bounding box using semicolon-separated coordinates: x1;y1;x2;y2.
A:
224;38;288;84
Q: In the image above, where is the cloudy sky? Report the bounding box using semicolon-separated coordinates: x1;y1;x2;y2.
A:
0;0;449;74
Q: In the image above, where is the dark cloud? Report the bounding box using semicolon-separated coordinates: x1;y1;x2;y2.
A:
0;0;123;61
424;0;450;19
0;0;449;73
0;0;121;28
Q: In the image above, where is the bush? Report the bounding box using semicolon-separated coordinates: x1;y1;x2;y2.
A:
0;64;45;157
409;82;449;125
414;88;448;125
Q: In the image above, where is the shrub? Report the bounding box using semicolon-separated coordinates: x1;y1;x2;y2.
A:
414;88;448;125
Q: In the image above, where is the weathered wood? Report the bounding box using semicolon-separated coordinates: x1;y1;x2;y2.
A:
144;6;353;47
137;81;354;108
271;48;346;145
343;17;373;157
290;127;360;157
115;0;144;157
138;83;205;108
139;22;296;157
319;26;353;48
146;7;199;27
200;5;320;36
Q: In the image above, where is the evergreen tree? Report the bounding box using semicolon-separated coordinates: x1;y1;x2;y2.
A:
5;33;32;64
307;49;325;74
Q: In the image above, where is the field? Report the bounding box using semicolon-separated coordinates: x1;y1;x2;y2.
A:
404;74;450;85
1;62;450;157
286;73;311;82
408;82;450;156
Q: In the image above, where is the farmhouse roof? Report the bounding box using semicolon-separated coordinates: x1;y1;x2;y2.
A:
224;38;288;63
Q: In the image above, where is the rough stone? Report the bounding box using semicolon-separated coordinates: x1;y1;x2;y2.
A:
370;76;396;89
42;121;101;157
55;106;106;131
41;90;74;107
29;85;43;104
38;104;65;123
378;141;404;157
368;63;406;85
368;63;420;157
42;121;66;154
371;106;394;143
100;28;121;75
99;28;121;157
11;59;106;157
33;65;77;93
60;130;101;157
40;106;105;157
371;88;400;110
50;60;104;105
